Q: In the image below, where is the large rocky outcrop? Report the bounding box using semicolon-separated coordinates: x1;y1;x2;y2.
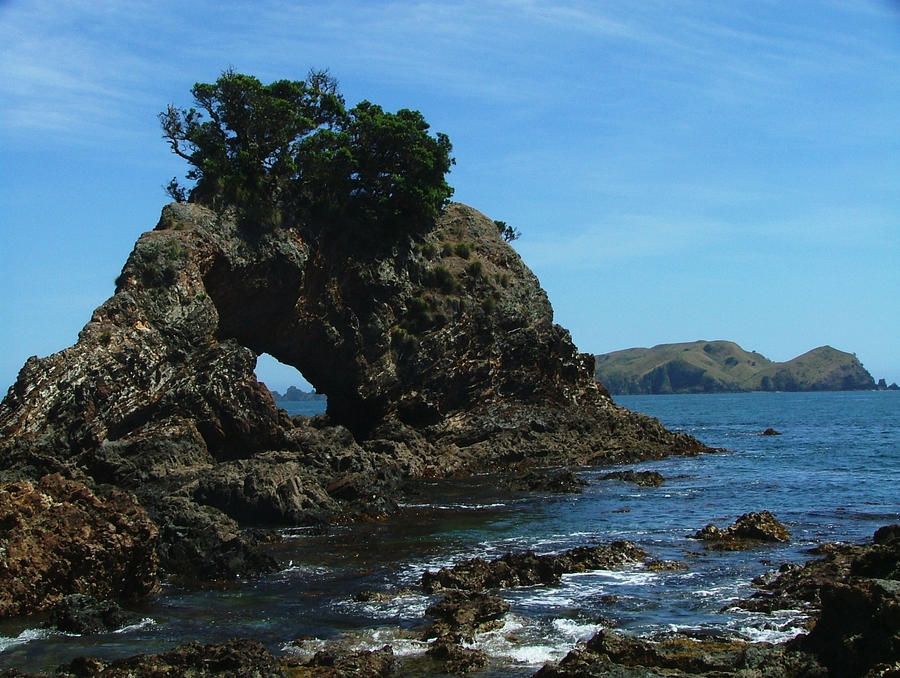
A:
0;474;159;617
0;202;706;591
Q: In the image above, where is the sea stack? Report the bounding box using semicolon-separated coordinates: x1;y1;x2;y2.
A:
0;201;707;592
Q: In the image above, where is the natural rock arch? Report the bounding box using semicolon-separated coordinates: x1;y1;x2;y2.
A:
0;201;707;579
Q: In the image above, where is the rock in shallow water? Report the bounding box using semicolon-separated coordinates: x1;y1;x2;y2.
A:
537;525;899;678
50;595;139;635
691;510;790;550
600;469;665;487
423;590;510;641
422;541;648;593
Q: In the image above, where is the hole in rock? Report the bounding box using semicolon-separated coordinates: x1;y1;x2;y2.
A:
254;353;327;417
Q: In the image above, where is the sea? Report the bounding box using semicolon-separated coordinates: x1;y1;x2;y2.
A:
1;391;897;675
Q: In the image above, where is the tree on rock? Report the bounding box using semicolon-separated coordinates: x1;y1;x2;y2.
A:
160;69;454;233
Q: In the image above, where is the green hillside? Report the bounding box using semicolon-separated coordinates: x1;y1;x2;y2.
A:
594;341;875;394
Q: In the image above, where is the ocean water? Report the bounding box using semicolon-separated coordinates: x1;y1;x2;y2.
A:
1;391;897;674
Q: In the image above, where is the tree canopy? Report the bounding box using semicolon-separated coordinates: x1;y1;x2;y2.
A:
161;69;454;232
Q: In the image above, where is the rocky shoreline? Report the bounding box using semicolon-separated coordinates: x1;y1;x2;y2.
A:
3;523;896;677
0;202;710;617
3;202;894;676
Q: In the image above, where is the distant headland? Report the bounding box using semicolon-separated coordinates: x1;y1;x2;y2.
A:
594;341;896;395
269;386;327;403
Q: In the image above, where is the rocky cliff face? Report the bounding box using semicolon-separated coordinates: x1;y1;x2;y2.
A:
0;202;706;591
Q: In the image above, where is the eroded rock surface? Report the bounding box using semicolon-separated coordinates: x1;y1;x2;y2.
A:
691;510;791;550
0;474;159;617
0;202;707;594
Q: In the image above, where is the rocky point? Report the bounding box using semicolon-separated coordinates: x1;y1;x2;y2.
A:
0;201;707;610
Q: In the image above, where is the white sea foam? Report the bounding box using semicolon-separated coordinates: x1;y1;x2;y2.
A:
725;608;811;644
0;627;56;653
551;618;601;642
349;592;431;620
502;644;561;665
397;502;507;510
113;617;156;634
472;617;568;666
282;627;429;660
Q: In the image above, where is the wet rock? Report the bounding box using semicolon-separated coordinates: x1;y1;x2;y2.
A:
289;645;394;678
425;637;488;674
3;639;286;678
691;511;790;550
533;629;825;677
600;469;665;487
146;496;277;583
508;468;588;493
423;590;510;641
805;578;900;678
50;595;139;635
422;541;648;593
645;559;689;572
732;525;900;677
0;474;159;618
761;428;782;436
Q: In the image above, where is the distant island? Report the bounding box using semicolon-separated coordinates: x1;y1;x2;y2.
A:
269;386;327;402
594;341;895;395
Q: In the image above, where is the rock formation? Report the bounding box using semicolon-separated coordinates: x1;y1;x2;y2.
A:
421;541;648;592
538;524;900;678
0;474;159;617
0;201;706;598
690;510;791;550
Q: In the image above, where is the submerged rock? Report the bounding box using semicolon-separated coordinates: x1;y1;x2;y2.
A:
600;469;665;486
422;541;648;593
508;468;588;493
0;202;707;586
50;595;140;635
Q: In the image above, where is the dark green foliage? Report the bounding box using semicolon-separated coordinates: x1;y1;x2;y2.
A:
420;242;437;259
494;220;521;242
454;242;472;259
441;242;454;257
465;260;483;279
161;69;454;233
165;178;187;203
424;265;458;294
390;327;417;359
117;239;187;289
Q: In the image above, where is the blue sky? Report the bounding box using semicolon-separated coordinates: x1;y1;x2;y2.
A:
1;0;899;393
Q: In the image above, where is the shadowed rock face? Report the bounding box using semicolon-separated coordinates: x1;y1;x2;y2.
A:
0;202;707;586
